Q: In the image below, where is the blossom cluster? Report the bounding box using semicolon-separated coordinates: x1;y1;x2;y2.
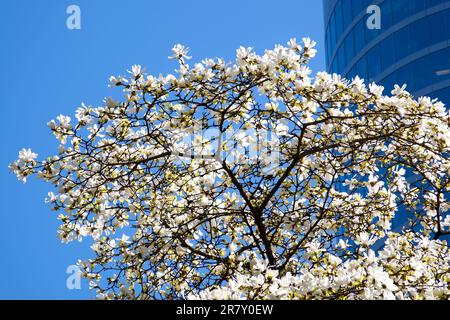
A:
191;233;450;300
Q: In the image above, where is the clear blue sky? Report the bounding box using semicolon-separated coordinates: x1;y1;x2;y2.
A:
0;0;325;299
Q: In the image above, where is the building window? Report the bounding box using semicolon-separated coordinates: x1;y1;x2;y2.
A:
410;17;429;53
380;0;393;30
346;66;357;80
342;0;353;29
356;56;368;80
391;0;410;23
326;33;331;66
338;45;346;71
354;19;366;54
427;0;447;8
380;35;395;71
332;55;338;74
393;26;410;62
408;0;427;16
413;54;431;91
429;11;448;44
330;11;337;48
351;0;364;19
381;72;397;92
367;45;381;82
335;1;344;44
345;33;355;67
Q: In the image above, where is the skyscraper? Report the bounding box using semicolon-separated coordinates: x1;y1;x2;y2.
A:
323;0;450;104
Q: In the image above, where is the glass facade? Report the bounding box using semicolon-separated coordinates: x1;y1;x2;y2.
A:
323;0;450;104
324;1;450;238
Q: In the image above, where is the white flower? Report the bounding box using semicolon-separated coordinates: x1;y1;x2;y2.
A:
265;102;278;111
418;96;433;108
119;234;130;246
109;75;128;86
200;195;210;206
337;239;349;250
275;122;289;136
287;38;302;51
355;232;377;247
302;37;317;57
169;44;191;60
367;173;383;194
129;64;142;77
391;84;407;96
56;115;71;129
47;120;56;129
351;76;366;94
369;83;384;97
302;37;316;49
393;166;405;176
236;46;253;62
45;191;57;203
108;239;116;248
202;173;216;187
306;240;324;255
18;148;38;162
368;266;397;291
75;104;91;123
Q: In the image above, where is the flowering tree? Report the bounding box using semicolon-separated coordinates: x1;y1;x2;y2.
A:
10;38;450;300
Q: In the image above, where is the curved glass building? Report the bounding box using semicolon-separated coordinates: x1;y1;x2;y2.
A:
323;0;450;104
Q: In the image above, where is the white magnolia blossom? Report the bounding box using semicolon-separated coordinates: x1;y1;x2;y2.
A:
10;38;450;300
169;44;191;61
129;64;142;78
18;148;38;163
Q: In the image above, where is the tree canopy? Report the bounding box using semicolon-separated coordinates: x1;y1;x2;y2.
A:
11;38;450;299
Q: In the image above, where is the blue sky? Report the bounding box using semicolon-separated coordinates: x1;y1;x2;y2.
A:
0;0;325;299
